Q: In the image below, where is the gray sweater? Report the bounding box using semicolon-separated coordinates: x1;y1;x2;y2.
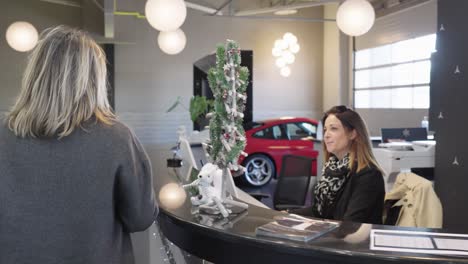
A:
0;119;158;264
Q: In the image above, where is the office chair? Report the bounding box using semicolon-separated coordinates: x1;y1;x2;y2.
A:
273;155;315;211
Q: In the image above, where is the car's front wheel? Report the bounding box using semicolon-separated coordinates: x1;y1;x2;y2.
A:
242;154;275;187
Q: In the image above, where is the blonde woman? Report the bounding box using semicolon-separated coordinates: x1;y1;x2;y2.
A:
0;26;157;264
292;105;385;224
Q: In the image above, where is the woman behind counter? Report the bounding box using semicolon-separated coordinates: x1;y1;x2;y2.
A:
292;105;385;224
0;26;157;264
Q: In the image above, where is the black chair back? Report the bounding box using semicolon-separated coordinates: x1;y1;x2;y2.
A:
273;155;314;210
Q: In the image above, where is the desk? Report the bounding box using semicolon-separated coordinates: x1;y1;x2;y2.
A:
152;151;465;264
373;141;435;191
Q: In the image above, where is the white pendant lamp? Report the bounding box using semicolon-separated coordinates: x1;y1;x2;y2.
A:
289;43;300;53
283;32;297;45
280;66;291;77
272;32;300;77
158;28;186;55
145;0;187;32
272;47;282;57
282;51;295;64
5;21;38;52
336;0;375;37
275;57;286;68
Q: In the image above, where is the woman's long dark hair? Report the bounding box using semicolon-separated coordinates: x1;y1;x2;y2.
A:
322;105;382;173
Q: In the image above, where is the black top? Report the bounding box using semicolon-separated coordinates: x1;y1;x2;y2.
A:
292;166;385;224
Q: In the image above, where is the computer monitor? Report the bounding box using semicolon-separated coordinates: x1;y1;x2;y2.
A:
381;127;428;143
178;137;209;179
178;137;198;181
190;143;208;170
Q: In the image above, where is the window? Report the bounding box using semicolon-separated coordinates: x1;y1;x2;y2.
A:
253;125;283;139
300;122;317;138
354;34;436;109
286;122;317;140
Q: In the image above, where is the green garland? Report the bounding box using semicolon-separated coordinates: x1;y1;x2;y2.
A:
206;40;250;170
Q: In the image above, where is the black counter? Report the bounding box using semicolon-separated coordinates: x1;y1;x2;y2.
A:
152;152;468;264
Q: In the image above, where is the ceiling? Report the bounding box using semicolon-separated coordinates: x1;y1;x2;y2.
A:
112;0;431;17
111;0;339;17
37;0;432;41
40;0;431;17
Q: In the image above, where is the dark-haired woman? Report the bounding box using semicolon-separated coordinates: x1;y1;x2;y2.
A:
292;105;385;224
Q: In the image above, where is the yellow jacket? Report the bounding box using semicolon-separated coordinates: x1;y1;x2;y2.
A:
385;172;443;228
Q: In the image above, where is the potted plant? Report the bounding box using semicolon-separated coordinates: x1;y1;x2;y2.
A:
166;96;213;130
189;95;213;130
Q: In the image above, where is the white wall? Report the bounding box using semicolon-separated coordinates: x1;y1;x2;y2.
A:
357;108;428;136
0;0;82;113
322;3;340;112
322;3;350;113
113;8;324;145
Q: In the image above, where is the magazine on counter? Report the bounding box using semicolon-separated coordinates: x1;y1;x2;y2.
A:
255;214;340;242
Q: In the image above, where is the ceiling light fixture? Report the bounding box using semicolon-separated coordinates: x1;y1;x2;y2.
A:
157;28;186;55
280;66;291;77
5;21;38;52
272;32;300;77
274;9;298;15
336;0;375;36
145;0;187;32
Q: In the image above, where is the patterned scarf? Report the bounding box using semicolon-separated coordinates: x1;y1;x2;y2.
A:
312;154;351;218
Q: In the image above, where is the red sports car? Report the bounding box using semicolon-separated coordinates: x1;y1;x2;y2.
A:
238;117;320;187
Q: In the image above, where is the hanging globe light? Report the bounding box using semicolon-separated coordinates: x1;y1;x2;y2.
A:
278;39;288;50
336;0;375;37
272;47;282;57
280;66;291;77
145;0;187;32
282;51;295;64
275;57;286;68
289;43;300;54
272;32;299;76
157;28;186;55
283;32;297;45
5;21;38;52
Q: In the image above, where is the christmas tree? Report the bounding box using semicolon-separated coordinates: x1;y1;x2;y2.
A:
206;40;249;172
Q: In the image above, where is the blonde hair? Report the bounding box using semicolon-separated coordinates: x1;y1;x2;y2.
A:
7;25;115;138
322;105;382;173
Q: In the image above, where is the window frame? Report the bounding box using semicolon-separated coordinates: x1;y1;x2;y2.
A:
353;34;436;109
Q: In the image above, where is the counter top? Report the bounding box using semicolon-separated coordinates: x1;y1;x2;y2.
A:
150;148;468;264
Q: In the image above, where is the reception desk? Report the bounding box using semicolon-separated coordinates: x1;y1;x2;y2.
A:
154;157;467;264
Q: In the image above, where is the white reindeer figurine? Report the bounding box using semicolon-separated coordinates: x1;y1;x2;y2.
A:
182;163;230;217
